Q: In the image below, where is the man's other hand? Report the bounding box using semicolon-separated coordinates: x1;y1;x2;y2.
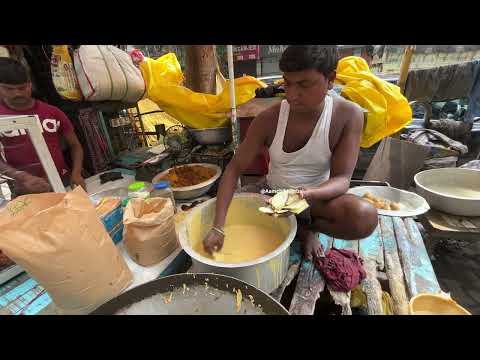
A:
71;171;86;191
15;172;52;194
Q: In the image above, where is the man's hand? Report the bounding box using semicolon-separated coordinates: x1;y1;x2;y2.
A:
262;198;293;217
299;188;312;202
71;171;86;191
14;171;52;194
203;228;225;255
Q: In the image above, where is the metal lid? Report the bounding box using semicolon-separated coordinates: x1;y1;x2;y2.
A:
153;181;170;190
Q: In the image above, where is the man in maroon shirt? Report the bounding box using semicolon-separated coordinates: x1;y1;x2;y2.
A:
0;57;85;194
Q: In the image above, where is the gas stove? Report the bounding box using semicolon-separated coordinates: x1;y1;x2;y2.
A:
191;145;233;171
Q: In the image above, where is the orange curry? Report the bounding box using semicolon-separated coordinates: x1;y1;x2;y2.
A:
162;165;216;188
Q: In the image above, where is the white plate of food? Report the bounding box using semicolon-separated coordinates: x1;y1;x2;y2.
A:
347;186;430;217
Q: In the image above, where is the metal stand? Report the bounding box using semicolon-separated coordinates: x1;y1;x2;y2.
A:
0;115;65;193
0;115;66;285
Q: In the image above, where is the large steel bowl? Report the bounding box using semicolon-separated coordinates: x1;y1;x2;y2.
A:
414;168;480;216
152;163;222;200
177;193;297;294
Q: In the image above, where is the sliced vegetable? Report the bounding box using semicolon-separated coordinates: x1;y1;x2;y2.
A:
258;206;275;214
270;191;289;210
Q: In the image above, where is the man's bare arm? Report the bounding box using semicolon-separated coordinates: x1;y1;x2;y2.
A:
213;110;273;228
63;131;86;190
63;132;84;176
0;159;21;178
203;106;276;254
302;105;363;202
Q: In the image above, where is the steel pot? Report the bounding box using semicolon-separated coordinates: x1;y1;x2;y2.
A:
177;193;297;294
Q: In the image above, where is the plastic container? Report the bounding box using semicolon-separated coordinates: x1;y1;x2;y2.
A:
151;181;176;212
128;181;149;200
409;292;471;315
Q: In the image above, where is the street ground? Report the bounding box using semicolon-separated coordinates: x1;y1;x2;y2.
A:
426;233;480;314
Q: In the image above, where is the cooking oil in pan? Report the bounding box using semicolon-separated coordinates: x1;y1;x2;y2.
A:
115;285;265;315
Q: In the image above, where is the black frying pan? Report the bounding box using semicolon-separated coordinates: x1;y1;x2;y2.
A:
91;273;289;315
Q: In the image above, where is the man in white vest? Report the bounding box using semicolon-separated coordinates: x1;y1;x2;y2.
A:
204;45;378;262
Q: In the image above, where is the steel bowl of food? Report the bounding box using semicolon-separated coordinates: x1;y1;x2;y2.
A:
152;163;222;200
347;185;430;217
414;168;480;216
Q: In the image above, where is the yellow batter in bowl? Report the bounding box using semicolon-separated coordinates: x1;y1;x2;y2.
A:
186;195;291;264
192;224;284;263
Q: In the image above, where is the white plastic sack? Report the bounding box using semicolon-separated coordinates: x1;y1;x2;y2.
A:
74;45;145;103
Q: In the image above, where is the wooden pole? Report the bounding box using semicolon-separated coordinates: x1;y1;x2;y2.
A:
398;45;416;95
184;45;217;94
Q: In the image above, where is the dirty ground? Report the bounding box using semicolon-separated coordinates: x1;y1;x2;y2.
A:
426;234;480;314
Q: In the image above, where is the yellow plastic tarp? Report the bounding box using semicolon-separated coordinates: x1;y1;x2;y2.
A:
139;53;265;129
335;56;412;148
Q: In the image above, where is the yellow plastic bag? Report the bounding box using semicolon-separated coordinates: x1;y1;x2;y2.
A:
51;45;83;101
351;286;368;309
335;56;412;148
382;291;394;315
140;53;265;129
351;286;394;314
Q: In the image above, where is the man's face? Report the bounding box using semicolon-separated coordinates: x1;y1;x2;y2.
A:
0;82;33;108
283;69;335;113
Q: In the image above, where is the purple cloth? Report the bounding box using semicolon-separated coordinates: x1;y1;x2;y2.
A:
315;248;366;292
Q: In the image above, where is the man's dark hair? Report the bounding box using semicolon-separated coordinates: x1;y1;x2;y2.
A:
0;57;30;85
279;45;339;77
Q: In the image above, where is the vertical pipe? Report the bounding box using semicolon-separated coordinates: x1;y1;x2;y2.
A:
227;45;239;150
227;45;241;189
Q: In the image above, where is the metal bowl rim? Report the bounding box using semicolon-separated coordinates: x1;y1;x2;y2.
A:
91;272;289;315
188;127;231;132
152;163;222;192
414;168;480;201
